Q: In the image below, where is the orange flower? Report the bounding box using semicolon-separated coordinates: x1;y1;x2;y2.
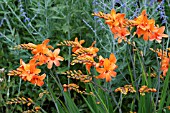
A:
33;53;48;65
30;74;46;86
11;59;46;86
93;9;129;43
131;10;154;30
130;10;168;42
32;39;53;55
99;9;127;28
31;39;54;65
47;49;64;69
86;45;99;57
105;10;125;27
108;53;117;64
17;59;41;81
149;26;168;43
96;53;117;82
57;37;85;53
113;27;130;43
131;10;155;40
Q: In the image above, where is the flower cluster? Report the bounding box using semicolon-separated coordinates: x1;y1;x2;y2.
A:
95;54;117;82
62;70;92;83
114;85;136;95
8;59;46;86
131;10;168;43
63;83;94;95
6;97;41;112
93;9;168;43
139;85;157;96
8;39;64;86
92;9;130;43
58;37;118;82
6;97;33;106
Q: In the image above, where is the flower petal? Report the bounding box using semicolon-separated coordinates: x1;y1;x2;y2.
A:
86;63;92;73
42;39;50;45
110;71;117;77
54;49;60;56
34;68;41;74
47;60;53;69
157;26;165;34
104;58;110;70
39;74;46;80
56;56;64;61
106;73;111;82
36;81;44;87
143;32;149;41
54;59;60;67
96;73;106;79
109;53;117;63
96;68;105;73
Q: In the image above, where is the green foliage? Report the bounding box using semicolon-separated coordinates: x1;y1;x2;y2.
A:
0;0;170;113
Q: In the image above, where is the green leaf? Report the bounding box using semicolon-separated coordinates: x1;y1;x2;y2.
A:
158;66;170;113
63;92;80;113
62;24;70;33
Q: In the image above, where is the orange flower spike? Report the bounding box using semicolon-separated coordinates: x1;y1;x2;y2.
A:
115;87;128;95
150;26;168;43
154;49;166;58
88;41;99;56
161;57;170;76
110;9;117;19
105;9;117;25
47;49;64;69
30;74;46;86
32;39;53;55
75;54;96;73
17;43;37;50
63;84;68;92
74;41;99;57
72;37;85;52
92;11;109;20
150;48;170;76
93;9;127;28
18;59;40;74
